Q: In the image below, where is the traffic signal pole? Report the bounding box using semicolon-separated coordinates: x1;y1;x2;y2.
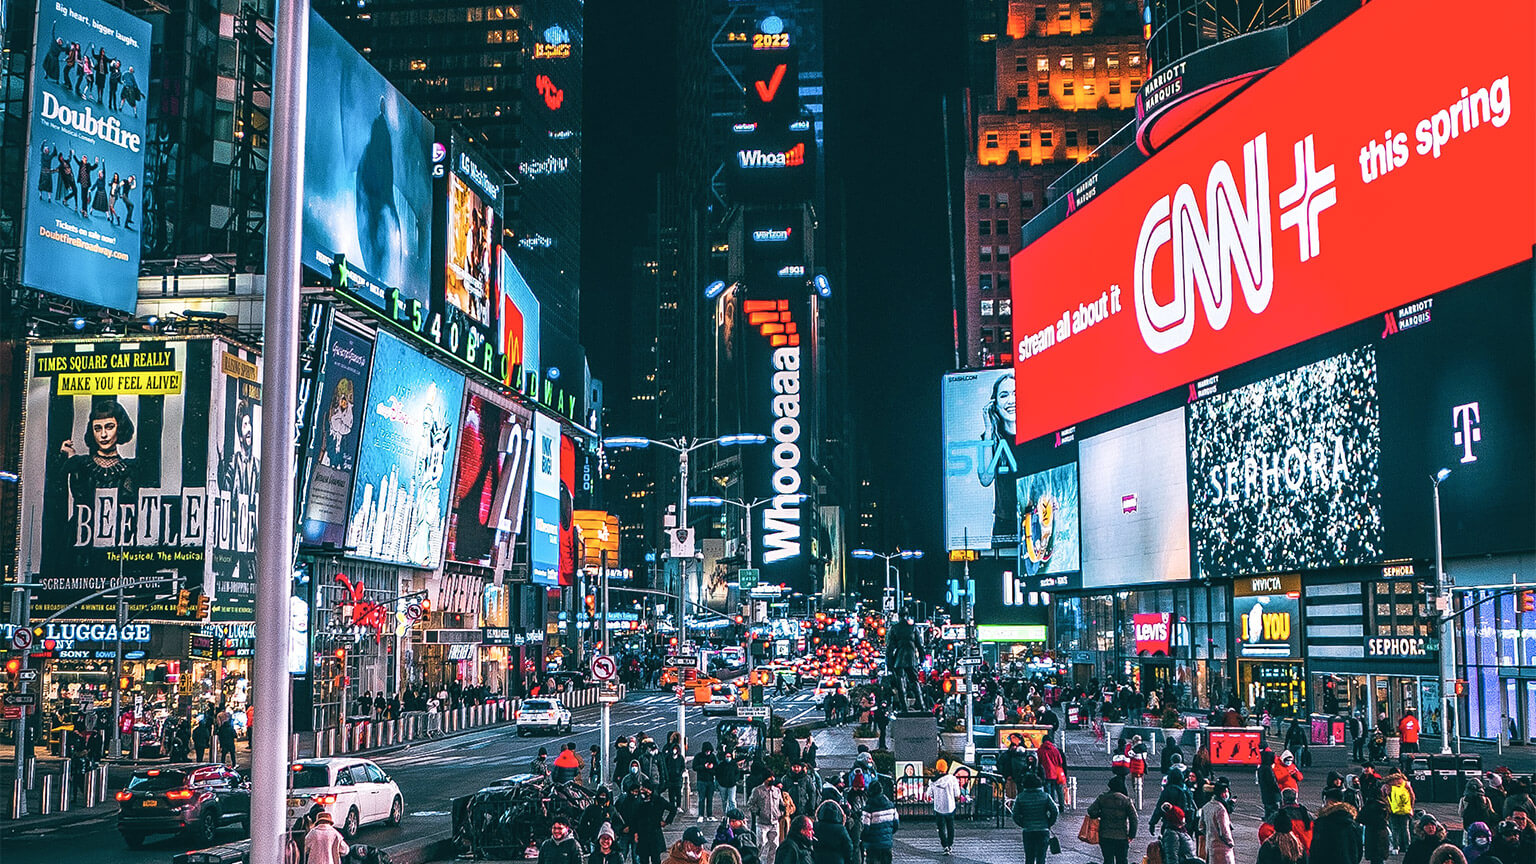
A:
10;586;34;819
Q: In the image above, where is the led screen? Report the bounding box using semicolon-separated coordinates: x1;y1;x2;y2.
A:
1079;408;1191;589
499;248;542;381
298;320;373;547
530;412;562;586
446;386;533;570
1015;463;1080;577
1187;346;1382;577
942;369;1020;550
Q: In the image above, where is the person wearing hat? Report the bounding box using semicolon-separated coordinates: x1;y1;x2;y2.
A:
590;822;625;864
1399;707;1421;753
1011;773;1059;864
1257;812;1307;864
927;764;962;855
1263;787;1313;850
303;810;350;864
580;787;627;853
1088;775;1138;864
1200;778;1236;864
1150;767;1195;834
666;826;713;864
621;779;677;864
1311;789;1362;864
1462;821;1493;864
813;798;853;864
1359;786;1393;864
1158;803;1198;864
1274;750;1304;797
1488;818;1528;864
542;815;585;864
1404;812;1452;864
1463;779;1499;833
776;815;815;864
714;808;759;864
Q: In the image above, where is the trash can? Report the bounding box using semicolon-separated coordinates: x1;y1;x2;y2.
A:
1408;756;1434;801
1385;735;1402;760
1456;753;1483;787
1431;754;1460;803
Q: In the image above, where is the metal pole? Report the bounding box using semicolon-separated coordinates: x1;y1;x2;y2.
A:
111;585;125;758
677;446;688;748
963;558;974;761
601;553;611;759
10;586;32;817
252;0;309;861
1433;479;1456;755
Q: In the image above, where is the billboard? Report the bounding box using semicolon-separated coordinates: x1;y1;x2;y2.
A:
1187;347;1382;577
699;537;731;614
499;248;542;382
743;296;811;591
19;339;216;620
207;345;262;621
345;332;466;569
1015;463;1080;578
302;10;434;315
529;412;562;586
1078;408;1191;589
559;434;577;586
1009;0;1534;445
969;558;1054;626
298;319;374;547
573;510;620;567
446;385;534;571
942;369;1020;550
21;0;151;313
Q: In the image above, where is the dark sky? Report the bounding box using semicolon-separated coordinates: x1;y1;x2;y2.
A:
582;2;965;599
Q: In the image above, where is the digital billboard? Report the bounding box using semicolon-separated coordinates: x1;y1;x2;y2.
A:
19;339;217;621
1078;408;1191;589
942;369;1020;550
207;344;262;621
742;296;811;591
345;332;466;569
969;558;1054;627
1015;463;1080;578
1009;0;1534;445
446;385;534;571
298;319;373;547
560;433;577;586
499;248;541;382
21;0;151;313
530;412;562;586
302;10;434;315
1187;347;1382;578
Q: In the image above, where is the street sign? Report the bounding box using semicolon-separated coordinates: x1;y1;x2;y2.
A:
10;628;32;651
17;669;38;682
739;705;770;720
737;569;759;591
591;654;617;682
2;706;22;720
956;657;983;668
598;682;621;703
3;693;38;707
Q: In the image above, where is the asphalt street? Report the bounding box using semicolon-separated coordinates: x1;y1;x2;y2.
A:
0;687;833;864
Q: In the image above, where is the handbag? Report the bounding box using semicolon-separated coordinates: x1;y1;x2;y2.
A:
1049;835;1062;855
1078;814;1101;844
1145;839;1164;864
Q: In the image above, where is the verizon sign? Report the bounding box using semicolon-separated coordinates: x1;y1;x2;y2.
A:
1009;0;1533;445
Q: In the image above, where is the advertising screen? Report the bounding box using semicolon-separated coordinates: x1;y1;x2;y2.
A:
970;558;1055;626
19;339;216;621
560;434;577;586
1009;0;1534;445
499;248;542;382
345;332;466;569
298;320;374;547
446;385;534;571
21;0;151;313
1234;593;1301;658
207;345;262;621
942;369;1020;550
1016;463;1080;578
302;10;434;314
743;296;811;592
530;412;562;586
1079;408;1191;589
1187;347;1382;577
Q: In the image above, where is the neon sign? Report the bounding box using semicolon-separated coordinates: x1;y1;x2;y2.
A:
738;142;805;169
745;299;802;563
536;75;564;110
336;574;388;641
752;227;792;242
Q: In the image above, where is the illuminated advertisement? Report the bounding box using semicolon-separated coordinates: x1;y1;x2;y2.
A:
499;248;542;381
1009;0;1534;445
969;558;1054;626
208;345;262;621
1234;593;1301;659
743;297;811;590
436;132;504;378
302;10;434;316
942;369;1020;550
446;385;534;571
20;0;151;313
19;339;217;621
574;510;620;567
530;412;562;586
515;0;582;315
1015;464;1080;578
298;320;374;547
346;332;466;569
1078;408;1190;589
560;434;577;586
1188;347;1381;577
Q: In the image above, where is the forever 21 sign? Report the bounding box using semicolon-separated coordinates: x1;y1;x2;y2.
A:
1365;636;1429;658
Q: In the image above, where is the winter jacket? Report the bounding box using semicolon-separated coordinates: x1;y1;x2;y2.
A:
693;752;718;785
1274;761;1304;795
619;791;675;856
579;802;627;847
1201;799;1235;864
540;836;585;864
1462;794;1499;830
663;746;686;789
749;784;784;827
928;772;960;815
713;823;760;864
1427;846;1468;864
812;805;854;864
1405;837;1453;864
590;849;625;864
1358;798;1393;863
859;798;899;850
1256;835;1309;864
1310;802;1362;864
774;833;815;864
665;841;709;864
716;758;742;790
1037;741;1066;783
304;823;350;864
1011;787;1060;833
1088;791;1138;842
1150;780;1195;833
784;772;819;820
1160;828;1199;864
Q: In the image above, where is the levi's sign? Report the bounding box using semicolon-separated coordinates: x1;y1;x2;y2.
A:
1008;0;1533;445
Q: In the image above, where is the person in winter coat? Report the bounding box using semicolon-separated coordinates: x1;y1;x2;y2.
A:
1037;737;1067;808
859;787;899;864
1388;773;1417;853
1158;805;1199;864
1404;814;1453;864
927;767;961;854
776;816;816;864
541;816;586;864
1274;750;1304;796
1311;799;1363;864
1489;816;1534;864
812;800;853;864
717;753;743;815
304;811;350;864
1257;812;1308;864
694;744;719;821
1201;780;1237;864
1150;768;1196;834
1426;846;1467;864
1359;788;1394;864
1481;774;1506;819
662;735;687;809
620;782;677;864
666;827;712;864
1462;821;1493;864
590;823;625;864
714;810;760;864
1088;775;1138;864
1162;741;1186;775
1263;788;1314;850
1011;774;1060;864
750;776;787;864
1462;780;1500;832
784;762;820;825
580;788;628;852
1259;748;1282;819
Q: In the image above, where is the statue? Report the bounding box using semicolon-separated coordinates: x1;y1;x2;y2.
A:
884;615;930;714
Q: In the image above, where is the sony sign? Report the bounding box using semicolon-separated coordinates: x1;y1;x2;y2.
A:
761;345;802;562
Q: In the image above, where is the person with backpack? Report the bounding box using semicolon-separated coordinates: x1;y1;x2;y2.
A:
1012;774;1059;864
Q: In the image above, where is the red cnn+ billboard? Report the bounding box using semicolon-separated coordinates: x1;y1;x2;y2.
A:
1009;0;1534;445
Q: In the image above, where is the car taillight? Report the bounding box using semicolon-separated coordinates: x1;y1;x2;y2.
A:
166;789;195;800
116;791;132;801
314;794;337;805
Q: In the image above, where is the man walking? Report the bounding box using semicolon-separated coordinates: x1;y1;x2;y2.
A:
928;767;961;854
749;774;785;864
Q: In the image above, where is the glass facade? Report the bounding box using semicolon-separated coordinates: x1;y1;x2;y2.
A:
1459;588;1536;742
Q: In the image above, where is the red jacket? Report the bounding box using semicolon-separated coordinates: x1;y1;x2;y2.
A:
1037;742;1065;782
1272;762;1303;794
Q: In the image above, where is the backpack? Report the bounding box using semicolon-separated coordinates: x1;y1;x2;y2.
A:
851;769;870;792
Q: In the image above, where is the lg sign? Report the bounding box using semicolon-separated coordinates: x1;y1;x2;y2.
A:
1009;0;1533;445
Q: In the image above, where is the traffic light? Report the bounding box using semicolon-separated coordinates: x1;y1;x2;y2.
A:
1455;679;1467;697
4;657;20;679
585;595;596;615
1520;590;1535;613
119;675;132;691
196;595;211;619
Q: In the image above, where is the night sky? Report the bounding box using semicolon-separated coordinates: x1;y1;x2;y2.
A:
582;1;966;599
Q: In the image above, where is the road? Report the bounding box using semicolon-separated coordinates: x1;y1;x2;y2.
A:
0;686;833;864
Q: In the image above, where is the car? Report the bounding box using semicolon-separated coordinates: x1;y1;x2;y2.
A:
814;677;844;699
286;758;404;838
701;685;740;716
116;763;250;848
514;698;572;736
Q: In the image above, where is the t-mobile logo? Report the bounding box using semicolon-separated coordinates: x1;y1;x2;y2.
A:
1002;570;1025;606
1453;402;1481;463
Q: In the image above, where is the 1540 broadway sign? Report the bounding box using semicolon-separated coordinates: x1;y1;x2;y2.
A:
1009;0;1533;445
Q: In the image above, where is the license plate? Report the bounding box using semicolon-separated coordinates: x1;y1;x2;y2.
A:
142;800;158;807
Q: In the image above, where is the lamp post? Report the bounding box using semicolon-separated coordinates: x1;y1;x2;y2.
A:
1432;467;1458;755
850;548;924;615
604;433;767;747
687;494;808;577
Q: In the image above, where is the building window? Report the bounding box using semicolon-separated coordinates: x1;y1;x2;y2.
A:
980;246;993;262
999;271;1011;290
1130;53;1142;67
984;131;999;149
980;274;994;291
1018;131;1031;148
1083;81;1095;96
1036;57;1049;73
1083;56;1096;70
996;219;1009;237
998;245;1011;257
1060;56;1074;71
1015;54;1030;73
981;299;995;317
1110;79;1121;94
1062;80;1074;96
1065;130;1078;148
1131;79;1142;93
1037;81;1050;98
1022;193;1035;209
978;193;991;208
1040;130;1053;147
1080;2;1093;19
999;298;1012;317
996;193;1009;208
979;220;992;236
1107;55;1120;70
1058;4;1071;21
1016;82;1029;99
982;328;996;343
1035;5;1048;22
1087;128;1101;146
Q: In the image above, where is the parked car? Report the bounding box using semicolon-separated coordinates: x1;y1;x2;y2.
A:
116;763;250;848
514;698;572;736
286;758;404;838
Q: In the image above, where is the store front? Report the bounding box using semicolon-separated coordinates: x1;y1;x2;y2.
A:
1453;554;1536;743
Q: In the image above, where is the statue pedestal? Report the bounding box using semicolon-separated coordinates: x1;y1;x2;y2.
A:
888;714;937;768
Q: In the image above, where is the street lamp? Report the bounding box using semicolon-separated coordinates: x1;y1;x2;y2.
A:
1432;467;1458;755
603;432;767;745
850;548;924;614
687;493;808;574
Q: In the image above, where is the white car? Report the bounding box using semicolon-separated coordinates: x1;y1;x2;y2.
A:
286;758;403;838
515;698;572;736
702;685;739;716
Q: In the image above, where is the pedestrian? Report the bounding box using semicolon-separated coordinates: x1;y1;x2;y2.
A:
776;816;815;864
1312;795;1362;864
927;764;960;854
553;745;582;784
1200;779;1236;864
541;815;585;864
717;751;742;815
666;826;711;864
304;811;349;864
858;786;899;864
1274;750;1304;797
714;808;759;864
1360;787;1393;864
579;788;626;852
1463;779;1500;830
785;762;818;825
1088;775;1138;864
664;733;686;810
1257;812;1307;864
217;712;237;766
1011;774;1059;864
1405;813;1453;864
813;801;853;864
1399;707;1421;753
1264;788;1314;849
193;717;211;762
1389;773;1416;853
749;775;785;864
590;745;604;786
694;743;719;821
1150;767;1196;834
1037;735;1067;808
590;823;624;864
1462;822;1492;864
1489;816;1534;864
1259;747;1281;819
620;783;676;864
1158;804;1198;864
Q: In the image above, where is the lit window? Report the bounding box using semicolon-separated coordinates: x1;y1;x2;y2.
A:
1110;80;1121;94
1040;130;1054;147
999;299;1012;317
979;220;992;236
1130;79;1142;93
1036;57;1049;73
1083;81;1095;96
1060;56;1073;71
1058;4;1071;21
1130;54;1142;66
999;245;1011;256
1080;2;1093;19
982;328;996;343
996;193;1009;208
981;299;995;317
410;59;427;70
1065;130;1078;148
984;132;1000;149
978;193;991;208
1015;54;1029;72
1018;131;1031;148
1062;80;1074;96
1086;129;1101;146
1083;56;1096;70
980;247;993;262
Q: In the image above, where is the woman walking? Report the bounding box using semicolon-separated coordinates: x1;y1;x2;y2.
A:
1088;775;1138;864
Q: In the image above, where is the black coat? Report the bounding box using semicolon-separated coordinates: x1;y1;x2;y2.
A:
774;834;815;864
812;818;854;864
618;792;675;856
1310;802;1362;864
539;836;583;864
716;758;742;789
